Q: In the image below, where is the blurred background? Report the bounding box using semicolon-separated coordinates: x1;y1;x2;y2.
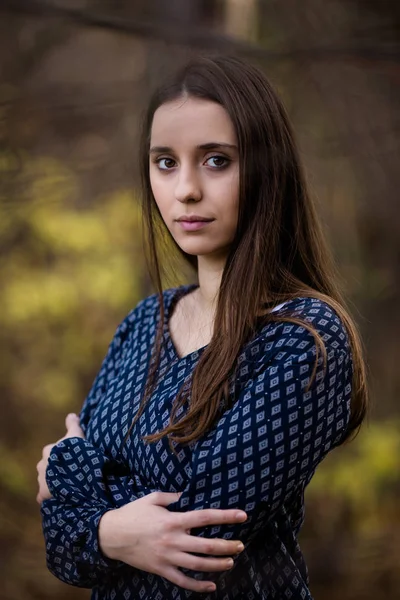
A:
0;1;399;599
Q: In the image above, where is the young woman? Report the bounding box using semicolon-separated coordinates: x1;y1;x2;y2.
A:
36;55;368;599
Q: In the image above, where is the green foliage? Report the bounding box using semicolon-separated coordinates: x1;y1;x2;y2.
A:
0;152;148;597
0;154;145;495
0;443;30;495
1;157;143;324
307;421;400;531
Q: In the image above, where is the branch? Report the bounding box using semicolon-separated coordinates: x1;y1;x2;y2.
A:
1;0;399;63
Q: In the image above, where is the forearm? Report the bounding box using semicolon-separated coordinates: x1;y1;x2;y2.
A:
41;499;122;587
41;437;141;586
97;507;125;561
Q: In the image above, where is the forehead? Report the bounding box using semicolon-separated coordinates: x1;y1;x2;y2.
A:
150;97;236;145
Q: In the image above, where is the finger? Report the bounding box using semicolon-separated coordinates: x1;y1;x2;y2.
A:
162;567;217;594
65;412;78;429
173;551;235;573
36;491;45;504
42;444;54;458
147;491;183;507
64;413;84;438
181;508;247;530
180;535;245;557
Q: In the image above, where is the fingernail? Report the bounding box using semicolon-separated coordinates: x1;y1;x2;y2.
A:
237;543;245;552
206;584;216;592
235;511;247;519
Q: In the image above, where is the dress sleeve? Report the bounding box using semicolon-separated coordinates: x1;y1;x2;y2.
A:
166;302;353;583
40;304;145;588
79;304;139;433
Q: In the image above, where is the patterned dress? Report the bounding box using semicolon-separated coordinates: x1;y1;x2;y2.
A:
41;284;353;599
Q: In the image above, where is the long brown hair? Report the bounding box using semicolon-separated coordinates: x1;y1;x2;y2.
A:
128;55;368;452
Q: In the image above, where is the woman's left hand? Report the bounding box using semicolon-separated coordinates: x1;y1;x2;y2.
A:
36;413;85;504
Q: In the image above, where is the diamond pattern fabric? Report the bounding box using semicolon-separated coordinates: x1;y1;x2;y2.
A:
41;284;353;599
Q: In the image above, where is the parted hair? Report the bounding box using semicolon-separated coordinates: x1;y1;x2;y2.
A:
126;54;368;451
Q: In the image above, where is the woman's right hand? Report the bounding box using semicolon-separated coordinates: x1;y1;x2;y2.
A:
98;491;247;594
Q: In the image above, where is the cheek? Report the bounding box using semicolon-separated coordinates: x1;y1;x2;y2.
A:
150;174;167;211
221;173;239;224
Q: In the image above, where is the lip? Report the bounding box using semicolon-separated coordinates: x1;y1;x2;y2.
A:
178;220;213;231
176;215;214;222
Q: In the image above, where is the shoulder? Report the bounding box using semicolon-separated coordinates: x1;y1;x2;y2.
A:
247;296;352;366
279;296;350;349
105;293;159;349
115;286;181;337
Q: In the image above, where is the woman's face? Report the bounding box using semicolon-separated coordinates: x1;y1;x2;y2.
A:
149;96;239;260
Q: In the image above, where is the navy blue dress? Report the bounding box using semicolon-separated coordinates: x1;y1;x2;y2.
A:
41;284;352;599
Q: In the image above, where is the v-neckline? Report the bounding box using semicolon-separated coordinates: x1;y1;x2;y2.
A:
164;283;209;363
163;284;291;363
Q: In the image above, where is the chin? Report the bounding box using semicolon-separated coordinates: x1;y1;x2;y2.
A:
178;246;208;256
181;244;230;260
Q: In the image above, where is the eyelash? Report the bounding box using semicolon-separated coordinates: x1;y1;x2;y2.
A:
154;155;230;171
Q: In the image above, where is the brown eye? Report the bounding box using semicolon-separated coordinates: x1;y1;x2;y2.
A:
206;156;229;168
157;158;176;170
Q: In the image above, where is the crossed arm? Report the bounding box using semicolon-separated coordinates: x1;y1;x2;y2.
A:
38;303;352;589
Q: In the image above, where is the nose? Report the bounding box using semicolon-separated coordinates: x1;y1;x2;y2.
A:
174;164;202;203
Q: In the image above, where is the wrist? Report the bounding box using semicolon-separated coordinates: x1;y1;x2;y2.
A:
98;509;121;561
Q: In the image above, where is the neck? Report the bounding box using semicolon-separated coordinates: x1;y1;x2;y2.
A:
193;254;275;320
195;254;226;317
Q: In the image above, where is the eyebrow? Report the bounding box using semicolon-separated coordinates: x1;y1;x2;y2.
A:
149;142;238;154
